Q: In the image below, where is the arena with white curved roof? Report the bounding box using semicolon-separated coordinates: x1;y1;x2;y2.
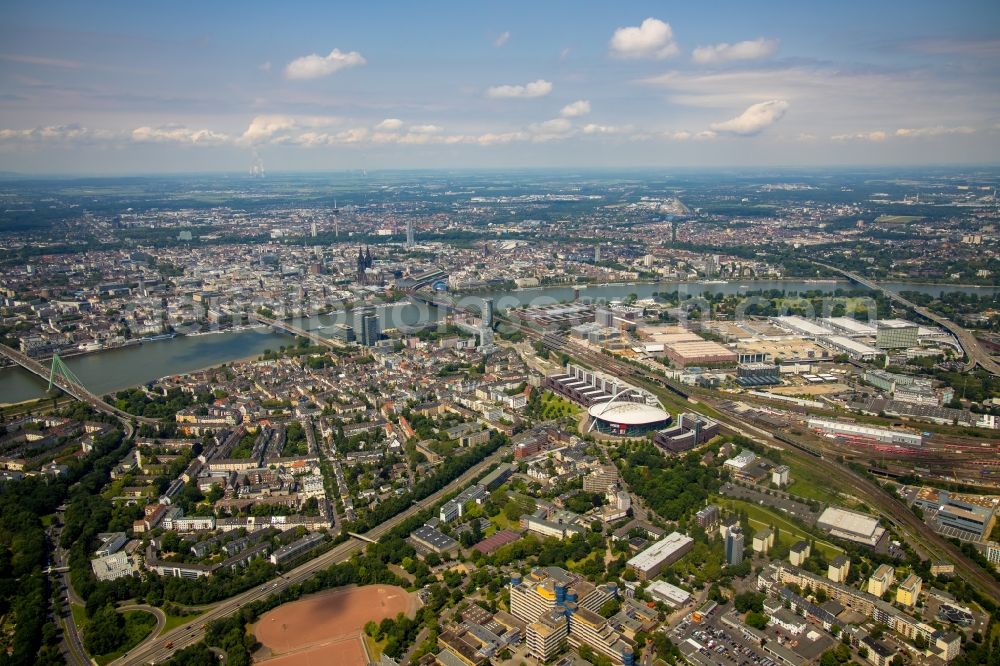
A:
588;401;671;436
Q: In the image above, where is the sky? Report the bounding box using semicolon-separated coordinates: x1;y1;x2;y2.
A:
1;0;999;174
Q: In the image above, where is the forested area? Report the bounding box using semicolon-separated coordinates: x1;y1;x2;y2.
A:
612;442;720;520
0;417;126;666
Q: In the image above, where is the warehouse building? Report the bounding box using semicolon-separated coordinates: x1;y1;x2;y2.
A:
808;418;923;447
817;507;889;550
410;524;459;555
662;339;738;367
876;320;919;349
736;362;781;386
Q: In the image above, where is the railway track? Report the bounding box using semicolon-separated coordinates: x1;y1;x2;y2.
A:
503;318;1000;602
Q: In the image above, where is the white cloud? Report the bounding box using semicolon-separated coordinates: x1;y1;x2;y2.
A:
475;131;529;146
258;61;271;73
240;115;299;143
582;123;627;135
0;124;115;144
831;130;887;142
609;18;679;60
240;115;341;144
495;31;510;47
486;79;553;99
709;99;789;135
692;38;778;64
895;125;975;137
559;47;573;61
375;118;404;131
131;125;229;145
532;118;572;134
284;48;366;80
560;100;591;118
409;124;443;134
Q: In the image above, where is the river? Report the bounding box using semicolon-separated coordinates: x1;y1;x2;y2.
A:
1;279;996;404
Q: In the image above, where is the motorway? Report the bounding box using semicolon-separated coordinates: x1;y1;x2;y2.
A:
816;262;1000;375
118;448;505;665
49;508;91;666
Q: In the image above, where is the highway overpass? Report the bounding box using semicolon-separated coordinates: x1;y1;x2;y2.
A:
817;262;1000;375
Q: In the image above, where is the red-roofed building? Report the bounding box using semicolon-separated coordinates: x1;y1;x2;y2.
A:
474;529;522;554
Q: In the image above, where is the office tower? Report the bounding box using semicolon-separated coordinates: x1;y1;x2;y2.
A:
725;527;744;566
356;311;380;346
406;219;414;247
481;298;494;327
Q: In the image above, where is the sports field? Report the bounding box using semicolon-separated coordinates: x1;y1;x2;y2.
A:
254;585;414;666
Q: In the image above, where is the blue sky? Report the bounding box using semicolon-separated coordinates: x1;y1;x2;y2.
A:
1;0;998;173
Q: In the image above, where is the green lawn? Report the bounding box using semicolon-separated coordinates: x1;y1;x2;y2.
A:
71;603;88;629
537;392;582;419
364;633;388;661
488;512;521;533
784;458;844;505
714;495;844;560
161;610;203;635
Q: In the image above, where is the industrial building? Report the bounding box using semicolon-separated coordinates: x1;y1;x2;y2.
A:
626;531;694;580
876;320;919;349
517;303;594;330
410;524;459;555
817;506;889;550
912;487;998;542
662;339;738;367
736;362;781;386
808;418;923;447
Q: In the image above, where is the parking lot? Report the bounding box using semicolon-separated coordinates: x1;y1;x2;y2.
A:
670;606;779;666
720;483;820;525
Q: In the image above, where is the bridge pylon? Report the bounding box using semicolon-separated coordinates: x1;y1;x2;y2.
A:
48;353;85;392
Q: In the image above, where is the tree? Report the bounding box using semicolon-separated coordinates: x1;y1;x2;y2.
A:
84;604;125;655
734;592;764;613
598;598;622;618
